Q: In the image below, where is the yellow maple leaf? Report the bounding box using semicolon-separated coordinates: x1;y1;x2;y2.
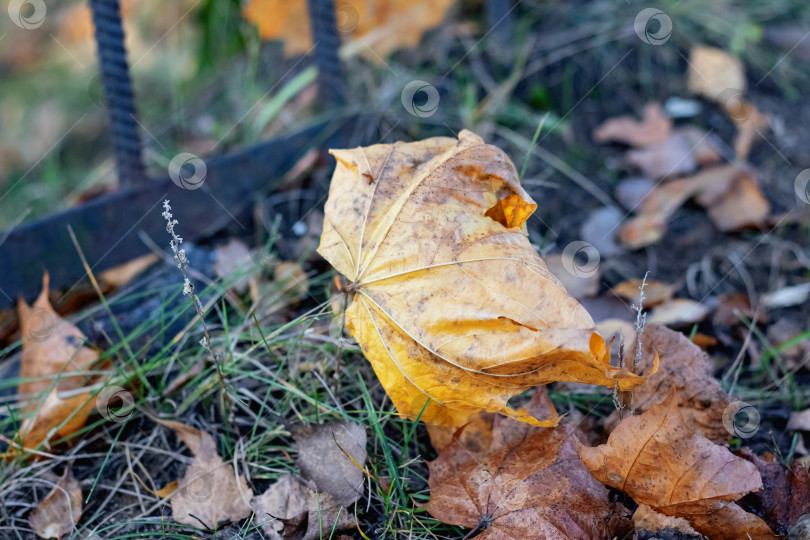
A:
318;130;645;429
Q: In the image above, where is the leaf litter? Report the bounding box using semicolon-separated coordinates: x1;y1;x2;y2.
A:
7;120;804;540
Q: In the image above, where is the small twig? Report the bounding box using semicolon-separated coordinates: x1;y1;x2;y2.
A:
614;272;649;416
161;200;232;424
627;272;650;415
630;272;649;373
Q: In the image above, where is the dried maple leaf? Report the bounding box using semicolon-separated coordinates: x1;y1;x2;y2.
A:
605;325;732;443
425;421;630;539
581;390;761;514
318;130;644;429
29;465;82;539
581;390;775;539
158;420;253;529
16;273;106;453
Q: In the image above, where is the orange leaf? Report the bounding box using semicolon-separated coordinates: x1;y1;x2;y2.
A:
592;102;671;147
620;165;770;248
580;390;776;539
687;503;778;540
242;0;456;60
605;325;732;443
16;273;106;453
580;389;761;515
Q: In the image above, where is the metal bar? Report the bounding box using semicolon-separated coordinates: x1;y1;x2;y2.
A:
89;0;145;186
0;119;354;308
307;0;347;106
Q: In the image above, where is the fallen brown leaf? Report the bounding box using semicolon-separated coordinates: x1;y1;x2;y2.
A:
648;299;711;327
592;102;671;147
618;176;696;248
251;473;357;540
621;126;720;181
686;502;778;540
29;465;82;539
16;273;106;453
243;0;455;60
98;253;158;289
426;407;495;454
18;273;100;398
580;390;773;538
292;420;367;507
317;129;644;429
788;410;810;432
713;292;765;329
213;238;253;294
425;422;630;539
695;167;770;232
158;420;253;529
736;449;810;535
581;389;761;512
633;504;700;538
620;165;770;248
687;46;746;103
611;279;674;307
728;100;770;161
605;325;732;443
691;333;719;349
